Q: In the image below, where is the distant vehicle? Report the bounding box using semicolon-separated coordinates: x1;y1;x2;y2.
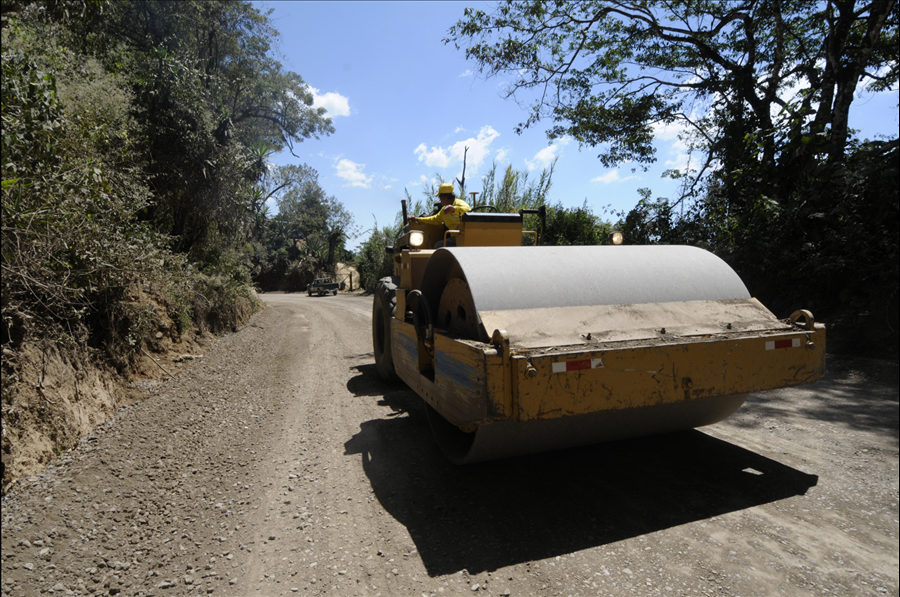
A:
308;278;338;297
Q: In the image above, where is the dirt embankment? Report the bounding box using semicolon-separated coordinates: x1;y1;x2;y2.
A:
1;291;229;494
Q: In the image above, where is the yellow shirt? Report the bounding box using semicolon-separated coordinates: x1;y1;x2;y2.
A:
416;198;471;231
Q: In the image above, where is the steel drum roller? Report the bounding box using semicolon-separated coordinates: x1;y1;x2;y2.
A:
419;245;752;463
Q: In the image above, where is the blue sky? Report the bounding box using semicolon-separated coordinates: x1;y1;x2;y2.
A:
259;1;899;250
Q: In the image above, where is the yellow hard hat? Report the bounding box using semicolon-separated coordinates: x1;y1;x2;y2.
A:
436;182;455;197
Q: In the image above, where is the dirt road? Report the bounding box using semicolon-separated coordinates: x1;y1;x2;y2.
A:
2;293;897;597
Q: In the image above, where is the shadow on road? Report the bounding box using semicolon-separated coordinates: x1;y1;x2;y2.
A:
344;366;819;577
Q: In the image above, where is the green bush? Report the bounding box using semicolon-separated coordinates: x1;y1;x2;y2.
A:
356;224;398;291
2;18;174;350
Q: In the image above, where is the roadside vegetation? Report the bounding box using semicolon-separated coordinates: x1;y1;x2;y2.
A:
1;0;357;488
2;0;358;355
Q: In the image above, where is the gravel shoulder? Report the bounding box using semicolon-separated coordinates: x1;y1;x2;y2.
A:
2;293;897;597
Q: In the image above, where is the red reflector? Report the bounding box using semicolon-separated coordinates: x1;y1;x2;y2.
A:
567;359;592;371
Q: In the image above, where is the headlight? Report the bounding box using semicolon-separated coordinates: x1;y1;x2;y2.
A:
409;231;425;248
610;231;624;245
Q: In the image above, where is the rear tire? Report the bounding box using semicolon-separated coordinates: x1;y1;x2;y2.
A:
373;276;399;381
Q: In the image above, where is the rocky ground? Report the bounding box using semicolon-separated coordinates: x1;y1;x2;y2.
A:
1;293;897;596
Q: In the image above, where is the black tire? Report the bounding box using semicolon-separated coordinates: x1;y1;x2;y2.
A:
373;276;399;381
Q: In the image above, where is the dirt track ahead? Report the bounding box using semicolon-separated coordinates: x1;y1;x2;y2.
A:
2;293;898;597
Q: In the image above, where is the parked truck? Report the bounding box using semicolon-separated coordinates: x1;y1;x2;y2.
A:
307;278;338;296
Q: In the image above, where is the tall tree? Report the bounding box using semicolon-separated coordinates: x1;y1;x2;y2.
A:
447;0;898;200
269;165;358;269
56;0;335;257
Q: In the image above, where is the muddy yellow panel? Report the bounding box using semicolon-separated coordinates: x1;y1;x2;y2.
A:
515;327;825;422
392;320;510;427
398;249;435;290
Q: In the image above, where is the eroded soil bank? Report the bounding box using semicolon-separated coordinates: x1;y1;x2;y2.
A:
1;291;233;494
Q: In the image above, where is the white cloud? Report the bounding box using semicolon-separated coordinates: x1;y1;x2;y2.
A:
651;120;686;141
655;128;691;172
664;145;691;172
335;159;372;188
414;143;451;168
649;119;694;173
406;174;430;189
414;126;501;171
591;169;637;184
525;138;569;170
307;86;351;117
494;147;510;163
458;69;473;78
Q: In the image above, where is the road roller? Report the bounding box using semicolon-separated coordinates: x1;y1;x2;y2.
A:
372;209;826;463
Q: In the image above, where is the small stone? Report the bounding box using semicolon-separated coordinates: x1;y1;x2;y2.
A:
39;548;50;558
23;563;34;571
268;535;276;541
471;584;480;591
229;578;237;585
157;580;173;589
184;576;194;585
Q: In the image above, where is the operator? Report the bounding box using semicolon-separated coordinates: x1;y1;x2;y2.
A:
407;182;471;248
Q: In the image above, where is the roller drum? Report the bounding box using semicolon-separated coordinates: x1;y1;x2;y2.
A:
418;245;754;463
427;393;748;464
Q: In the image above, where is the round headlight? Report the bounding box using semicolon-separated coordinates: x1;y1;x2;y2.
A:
409;231;425;248
610;231;624;245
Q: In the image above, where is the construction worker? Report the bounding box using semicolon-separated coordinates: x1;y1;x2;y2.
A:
407;182;471;247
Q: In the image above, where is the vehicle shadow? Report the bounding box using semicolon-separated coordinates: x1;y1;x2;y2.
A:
344;368;819;578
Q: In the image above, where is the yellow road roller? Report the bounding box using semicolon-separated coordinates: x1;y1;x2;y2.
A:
372;209;825;463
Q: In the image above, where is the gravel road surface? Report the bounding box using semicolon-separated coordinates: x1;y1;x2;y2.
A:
2;292;897;597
